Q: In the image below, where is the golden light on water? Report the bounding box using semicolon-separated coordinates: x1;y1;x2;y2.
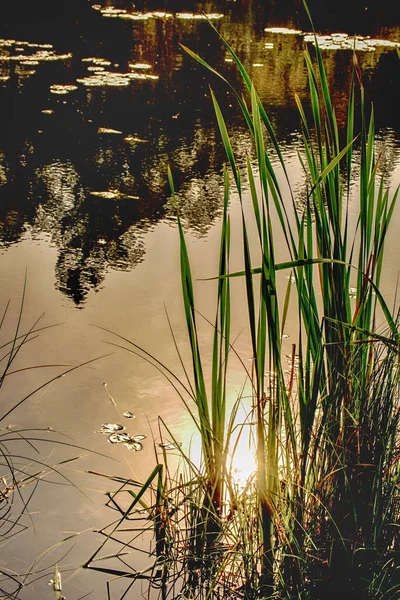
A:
169;401;257;489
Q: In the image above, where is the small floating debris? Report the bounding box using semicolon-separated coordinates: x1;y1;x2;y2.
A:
41;109;54;114
98;127;122;134
252;63;264;67
98;423;124;434
87;65;105;71
123;134;148;143
176;12;224;19
264;27;302;34
286;275;296;284
349;287;357;299
50;84;78;94
123;411;135;419
48;564;64;600
16;68;36;77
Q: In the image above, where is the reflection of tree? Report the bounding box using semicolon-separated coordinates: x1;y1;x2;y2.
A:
30;160;148;304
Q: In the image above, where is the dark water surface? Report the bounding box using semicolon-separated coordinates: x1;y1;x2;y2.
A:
0;1;399;597
1;0;399;303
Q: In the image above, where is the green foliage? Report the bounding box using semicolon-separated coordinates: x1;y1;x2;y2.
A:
88;10;400;600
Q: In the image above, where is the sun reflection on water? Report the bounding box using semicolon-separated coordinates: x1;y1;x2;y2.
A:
166;399;257;491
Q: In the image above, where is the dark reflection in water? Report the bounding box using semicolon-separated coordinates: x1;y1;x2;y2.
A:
0;0;399;304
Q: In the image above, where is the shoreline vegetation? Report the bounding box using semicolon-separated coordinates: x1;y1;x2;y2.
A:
83;5;400;600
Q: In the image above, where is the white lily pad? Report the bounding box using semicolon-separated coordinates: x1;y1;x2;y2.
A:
50;84;78;94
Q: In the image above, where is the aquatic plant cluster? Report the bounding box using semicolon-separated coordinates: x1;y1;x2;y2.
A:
264;26;400;51
0;37;159;91
83;6;400;597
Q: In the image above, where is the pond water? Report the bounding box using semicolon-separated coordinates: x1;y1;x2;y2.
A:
0;0;399;597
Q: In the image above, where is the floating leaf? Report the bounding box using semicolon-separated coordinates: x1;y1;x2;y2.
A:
124;440;143;451
123;411;135;419
98;423;124;434
89;190;140;200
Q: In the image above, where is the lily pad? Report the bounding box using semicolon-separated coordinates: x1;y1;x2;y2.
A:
128;62;152;70
50;84;78;95
264;27;302;34
303;32;400;52
108;432;131;444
